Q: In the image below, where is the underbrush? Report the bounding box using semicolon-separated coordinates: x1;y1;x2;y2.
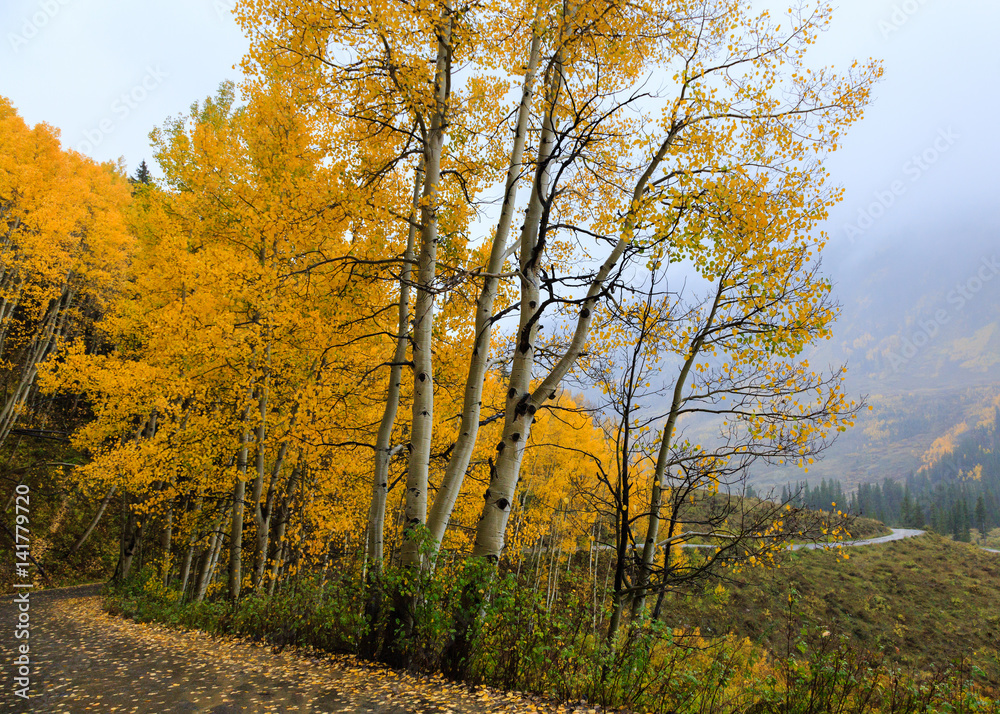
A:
104;561;998;714
669;534;1000;687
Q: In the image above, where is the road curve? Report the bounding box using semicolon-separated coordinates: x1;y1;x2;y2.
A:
678;528;927;551
682;528;1000;554
790;527;926;550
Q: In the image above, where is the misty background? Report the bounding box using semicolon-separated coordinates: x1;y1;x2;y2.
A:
3;0;999;492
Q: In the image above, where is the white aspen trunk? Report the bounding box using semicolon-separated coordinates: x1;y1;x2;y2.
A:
75;409;153;558
368;167;421;571
587;523;594;584
119;503;141;582
179;540;195;596
0;217;25;358
0;279;74;447
592;521;601;632
268;537;286;597
250;351;270;587
400;19;452;570
470;133;678;561
193;536;217;602
253;435;290;589
599;542;614;629
267;462;300;595
161;507;173;585
425;25;544;554
194;509;226;602
547;538;562;612
466;47;566;562
0;275;26;360
509;506;525;578
200;521;227;601
229;392;254;600
547;509;564;611
532;535;543;591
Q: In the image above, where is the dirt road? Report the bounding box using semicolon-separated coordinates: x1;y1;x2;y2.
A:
0;585;553;714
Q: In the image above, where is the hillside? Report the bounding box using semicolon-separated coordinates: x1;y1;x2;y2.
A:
665;533;1000;685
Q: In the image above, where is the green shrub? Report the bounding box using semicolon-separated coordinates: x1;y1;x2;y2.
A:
101;562;999;714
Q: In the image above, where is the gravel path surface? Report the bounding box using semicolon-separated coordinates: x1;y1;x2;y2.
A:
0;585;565;714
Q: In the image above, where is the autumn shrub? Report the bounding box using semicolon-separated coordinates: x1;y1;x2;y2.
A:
103;566;179;619
231;573;367;653
753;629;999;714
467;568;756;710
104;567;235;634
472;570;620;697
102;562;998;714
467;568;998;713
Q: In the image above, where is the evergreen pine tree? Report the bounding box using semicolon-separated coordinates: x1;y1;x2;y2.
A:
975;495;987;541
959;500;972;543
131;159;152;185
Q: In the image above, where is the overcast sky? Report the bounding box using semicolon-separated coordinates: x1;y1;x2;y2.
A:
2;0;998;262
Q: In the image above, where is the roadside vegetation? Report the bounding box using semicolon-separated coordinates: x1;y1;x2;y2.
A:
103;530;999;713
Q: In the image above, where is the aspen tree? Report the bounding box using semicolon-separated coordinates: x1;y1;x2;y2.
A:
0;97;132;450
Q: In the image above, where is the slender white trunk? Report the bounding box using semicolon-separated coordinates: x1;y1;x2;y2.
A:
70;486;116;554
179;497;202;598
194;521;219;602
368;167;421;571
267;461;301;594
197;516;227;602
471;134;677;560
179;540;195;596
0;279;74;447
0;275;26;360
425;23;544;554
253;435;289;588
250;349;271;587
229;387;254;600
119;501;141;581
161;506;173;585
400;18;452;569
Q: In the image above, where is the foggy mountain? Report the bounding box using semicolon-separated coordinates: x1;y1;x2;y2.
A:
752;217;1000;491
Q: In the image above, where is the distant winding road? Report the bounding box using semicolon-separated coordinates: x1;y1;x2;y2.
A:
678;527;928;551
581;528;993;556
791;527;926;550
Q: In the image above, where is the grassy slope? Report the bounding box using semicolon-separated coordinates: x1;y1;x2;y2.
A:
664;533;1000;683
842;514;890;539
